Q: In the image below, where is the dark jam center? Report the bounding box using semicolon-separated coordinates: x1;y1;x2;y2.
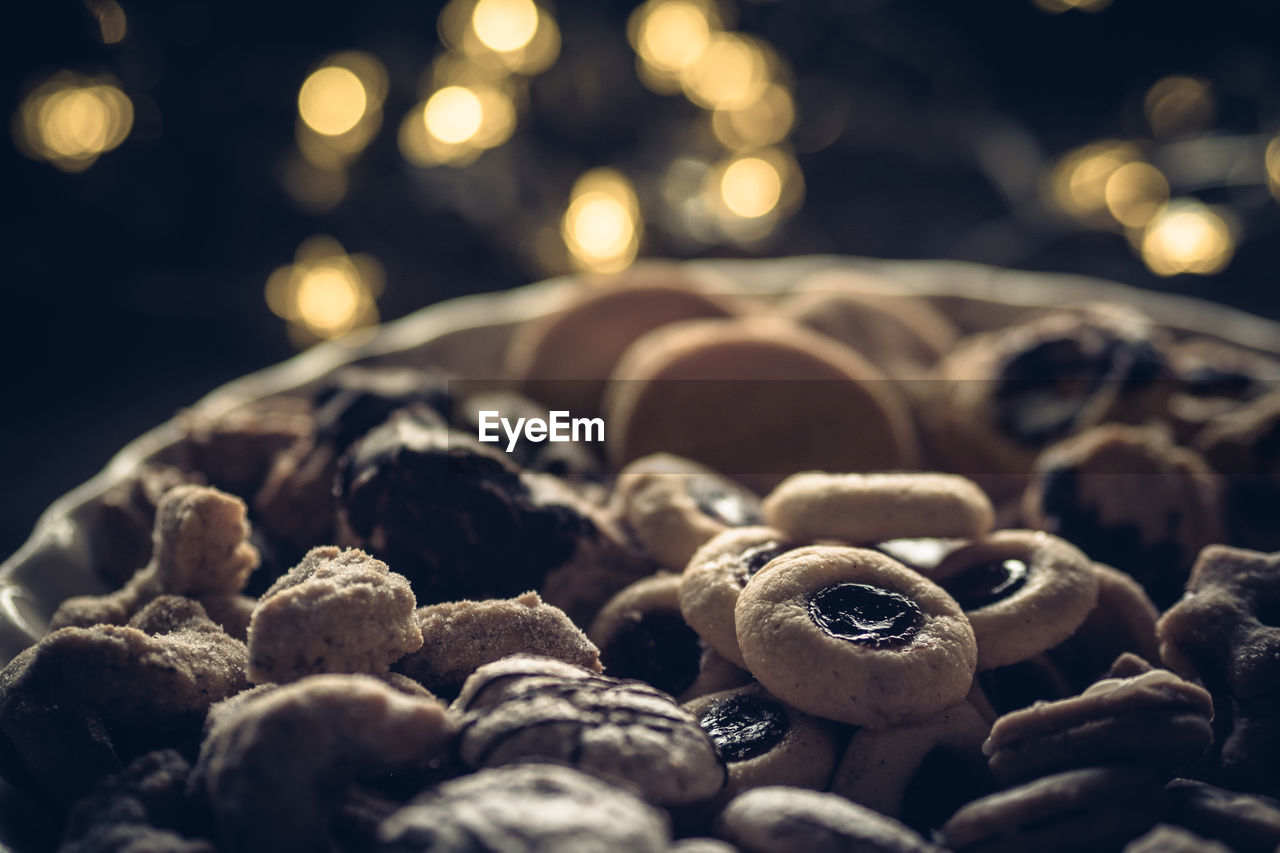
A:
699;694;790;762
737;541;790;582
601;610;703;698
945;559;1029;610
686;476;763;527
807;583;923;648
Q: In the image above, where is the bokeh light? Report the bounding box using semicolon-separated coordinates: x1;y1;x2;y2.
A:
629;0;719;85
1049;141;1141;222
720;156;782;218
681;33;770;109
265;236;384;344
13;72;133;172
1104;161;1170;228
1264;136;1279;201
1139;200;1235;276
298;67;367;136
712;83;795;150
1030;0;1113;12
1145;75;1215;138
426;86;484;144
704;148;803;242
472;0;539;53
86;0;127;44
562;169;642;273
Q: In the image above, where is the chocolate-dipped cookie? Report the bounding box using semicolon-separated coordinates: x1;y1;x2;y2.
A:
735;546;976;727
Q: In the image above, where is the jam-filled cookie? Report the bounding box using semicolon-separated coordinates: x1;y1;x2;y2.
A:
590;573;746;701
831;701;993;834
684;684;841;798
1023;423;1223;608
923;309;1172;500
940;766;1167;853
613;454;764;571
928;530;1099;670
734;546;976;727
606;318;920;492
782;268;959;378
504;265;739;416
762;471;994;544
680;527;801;668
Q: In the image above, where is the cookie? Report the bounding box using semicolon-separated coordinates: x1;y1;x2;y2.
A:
783;268;959;378
1194;389;1280;552
504;267;739;416
1045;562;1160;692
1165;338;1280;440
940;766;1166;853
179;397;312;498
378;762;672;853
192;674;453;853
983;668;1214;784
684;684;841;798
973;653;1076;717
246;546;422;684
589;573;710;699
613;453;765;570
923;309;1172;500
91;465;205;587
762;471;994;543
716;786;942;853
734;545;977;727
393;591;601;699
1023;423;1223;608
1124;824;1231;853
605;317;920;492
452;655;726;805
680;526;801;668
928;530;1099;670
1163;778;1280;853
830;701;993;834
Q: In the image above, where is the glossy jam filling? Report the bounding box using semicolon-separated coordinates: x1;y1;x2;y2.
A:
686;476;763;527
807;583;923;648
945;558;1029;610
699;693;790;762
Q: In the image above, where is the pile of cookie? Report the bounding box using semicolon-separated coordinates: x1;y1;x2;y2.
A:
4;264;1280;853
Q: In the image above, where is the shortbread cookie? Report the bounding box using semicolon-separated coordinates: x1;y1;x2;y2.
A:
940;766;1166;853
929;530;1099;670
984;668;1213;784
452;656;725;805
589;573;707;699
606;318;920;491
680;527;801;668
1023;423;1223;607
717;786;942;853
831;701;993;833
762;471;994;543
734;546;976;727
613;453;764;570
684;684;841;798
505;269;738;416
378;763;671;853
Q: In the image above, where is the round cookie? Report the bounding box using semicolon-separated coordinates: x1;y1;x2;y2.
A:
605;318;920;492
940;766;1167;853
590;573;746;701
983;668;1214;784
830;701;993;834
762;471;994;543
716;786;942;853
1023;423;1224;608
734;546;977;727
684;684;841;798
504;265;739;416
1166;337;1280;441
928;530;1099;671
922;309;1172;501
680;527;802;668
613;453;765;571
782;269;959;378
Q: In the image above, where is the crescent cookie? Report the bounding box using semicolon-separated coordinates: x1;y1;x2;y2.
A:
762;471;994;543
928;530;1100;671
680;526;802;668
613;453;764;571
734;546;977;728
605;318;920;492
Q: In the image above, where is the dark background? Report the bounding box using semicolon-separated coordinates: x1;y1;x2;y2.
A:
4;0;1280;559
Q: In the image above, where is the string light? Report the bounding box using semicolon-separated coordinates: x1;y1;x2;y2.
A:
13;72;133;172
712;83;794;150
425;86;484;144
681;33;770;109
1048;141;1140;222
298;67;367;136
1104;161;1169;228
293;52;388;177
1145;75;1215;137
1139;200;1235;277
472;0;539;53
562;169;642;273
85;0;127;44
1267;136;1280;201
265;236;384;345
